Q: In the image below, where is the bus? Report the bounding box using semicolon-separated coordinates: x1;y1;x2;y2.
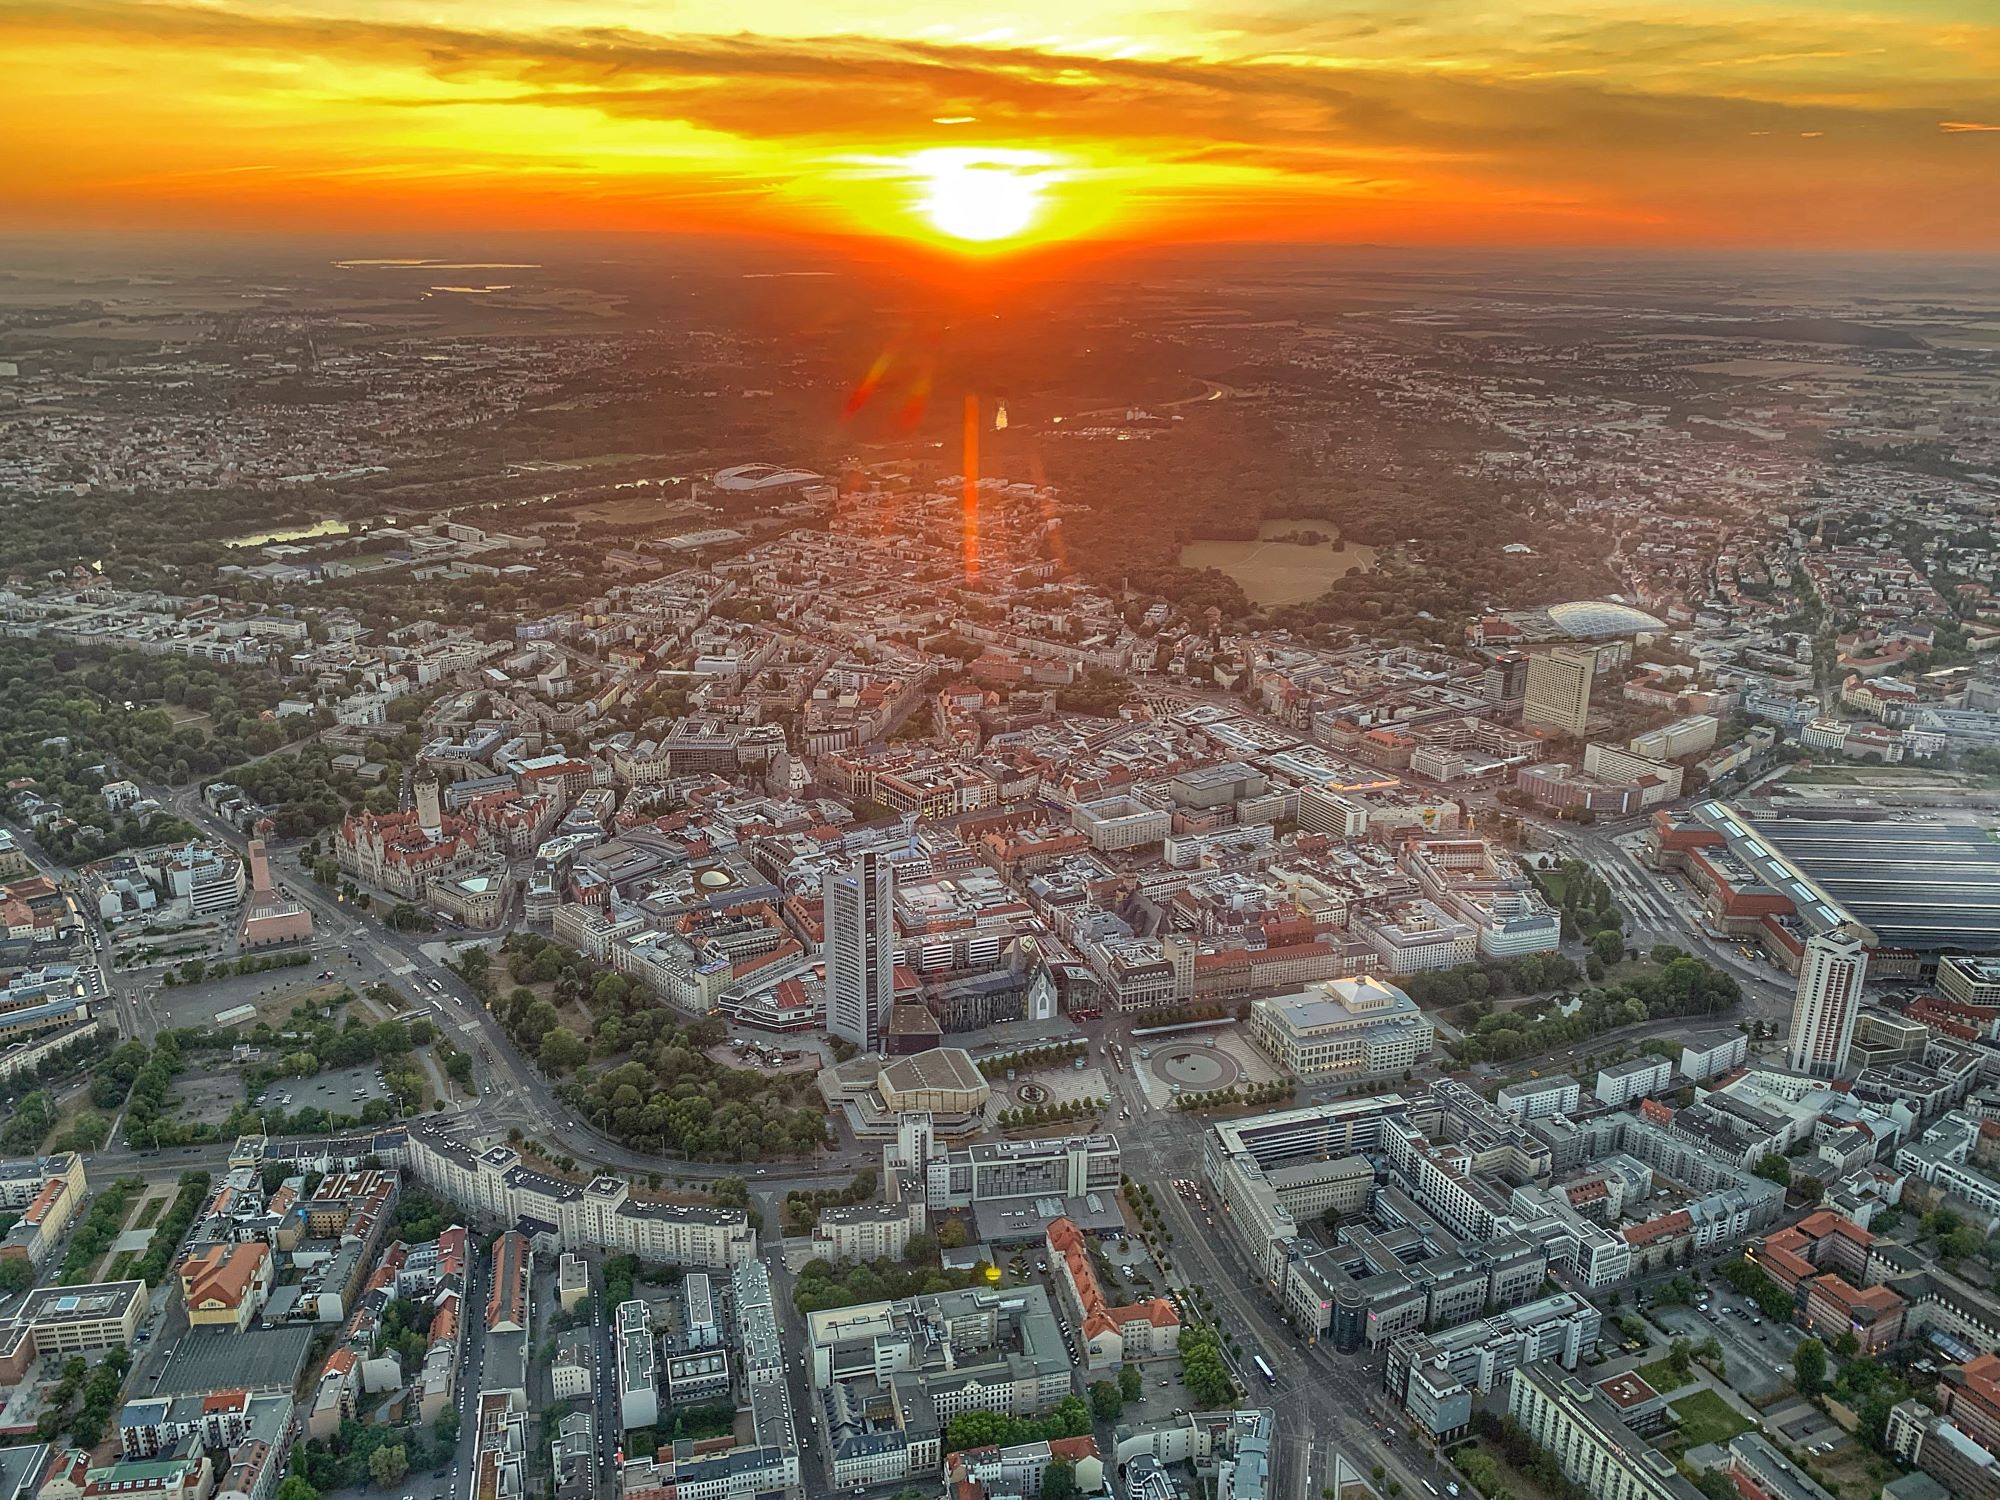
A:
1252;1355;1276;1386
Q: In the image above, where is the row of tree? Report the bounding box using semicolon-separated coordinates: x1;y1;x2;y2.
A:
994;1098;1107;1129
941;1396;1093;1463
791;1247;993;1317
977;1040;1086;1078
163;949;311;985
1172;1079;1296;1113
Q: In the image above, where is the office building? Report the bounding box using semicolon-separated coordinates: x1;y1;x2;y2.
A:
1886;1400;2000;1500
824;849;895;1051
1046;1217;1178;1370
1789;926;1869;1078
1386;1292;1601;1439
1938;955;2000;1009
0;1282;146;1385
1205;1098;1410;1174
614;1300;657;1431
807;1285;1071;1487
178;1243;274;1331
911;1133;1121;1213
1523;647;1599;736
1938;1354;2000;1458
1628;716;1719;761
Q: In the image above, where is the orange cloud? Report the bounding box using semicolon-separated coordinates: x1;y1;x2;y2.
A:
2;0;1998;248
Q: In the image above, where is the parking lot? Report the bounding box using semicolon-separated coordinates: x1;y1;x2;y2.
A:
1648;1289;1802;1401
1761;1396;1850;1458
255;1063;392;1114
150;963;346;1029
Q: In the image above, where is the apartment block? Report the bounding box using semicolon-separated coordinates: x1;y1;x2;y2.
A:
1594;1057;1671;1109
1507;1362;1702;1500
1496;1077;1582;1120
811;1201;924;1264
402;1120;757;1266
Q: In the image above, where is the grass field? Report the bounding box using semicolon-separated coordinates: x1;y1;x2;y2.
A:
572;494;708;527
1178;518;1379;607
1669;1389;1754;1448
1782;763;2000;790
1638;1357;1693;1393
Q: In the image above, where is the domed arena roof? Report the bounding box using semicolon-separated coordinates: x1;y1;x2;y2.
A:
1546;599;1667;638
712;463;823;492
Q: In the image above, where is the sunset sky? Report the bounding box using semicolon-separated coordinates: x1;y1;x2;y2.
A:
6;0;2000;250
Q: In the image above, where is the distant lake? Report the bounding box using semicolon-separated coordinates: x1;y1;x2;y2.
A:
226;518;351;548
1179;518;1378;606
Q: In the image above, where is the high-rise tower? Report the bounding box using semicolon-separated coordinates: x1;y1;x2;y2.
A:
1788;924;1868;1078
1522;645;1599;735
823;848;895;1052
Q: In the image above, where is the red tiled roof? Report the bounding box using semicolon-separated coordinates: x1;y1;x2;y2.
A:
1047;1217;1178;1341
1623;1210;1691;1247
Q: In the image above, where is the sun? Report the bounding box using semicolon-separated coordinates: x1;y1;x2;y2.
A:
912;149;1055;244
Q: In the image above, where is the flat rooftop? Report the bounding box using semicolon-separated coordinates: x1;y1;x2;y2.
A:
16;1282;143;1323
1754;819;2000;950
1259;976;1420;1034
150;1326;315;1396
